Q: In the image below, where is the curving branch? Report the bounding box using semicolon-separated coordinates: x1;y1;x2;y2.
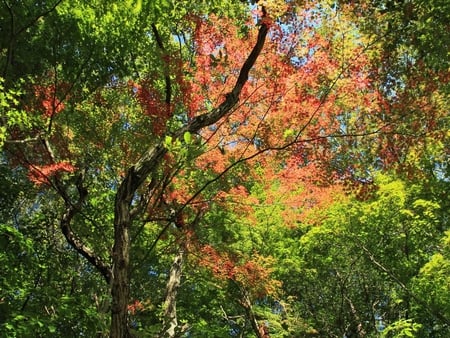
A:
60;206;112;284
181;22;269;134
123;21;271;257
60;174;112;284
34;139;112;285
127;22;269;193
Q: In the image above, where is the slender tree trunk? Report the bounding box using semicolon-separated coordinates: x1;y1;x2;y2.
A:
110;171;135;338
345;295;366;337
160;246;185;338
239;288;268;338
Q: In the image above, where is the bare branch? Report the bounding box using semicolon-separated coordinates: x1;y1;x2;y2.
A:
15;0;64;37
61;205;112;284
2;0;64;77
4;136;41;144
124;22;270;197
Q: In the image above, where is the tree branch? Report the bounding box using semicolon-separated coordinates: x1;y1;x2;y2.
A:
15;0;64;37
180;23;269;134
60;206;112;284
2;0;64;77
110;20;270;337
238;286;268;338
358;242;450;326
60;174;112;284
128;22;269;195
151;23;171;106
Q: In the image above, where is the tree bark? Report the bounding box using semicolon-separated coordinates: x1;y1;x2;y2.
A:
110;169;136;338
160;246;185;338
109;146;166;338
59;174;112;284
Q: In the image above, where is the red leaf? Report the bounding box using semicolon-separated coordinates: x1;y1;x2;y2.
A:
28;162;75;186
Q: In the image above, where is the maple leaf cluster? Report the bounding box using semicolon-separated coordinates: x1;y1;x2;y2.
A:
197;244;280;298
127;299;145;315
33;84;67;118
186;11;383;185
28;162;75;186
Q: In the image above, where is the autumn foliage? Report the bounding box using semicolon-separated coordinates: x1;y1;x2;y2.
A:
28;162;75;186
33;84;66;118
1;0;449;337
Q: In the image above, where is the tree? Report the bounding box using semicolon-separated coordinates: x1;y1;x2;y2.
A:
235;172;448;336
1;0;268;336
339;0;450;73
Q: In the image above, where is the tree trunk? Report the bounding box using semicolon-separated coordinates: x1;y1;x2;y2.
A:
160;246;185;338
107;21;268;337
110;223;131;338
110;170;136;338
240;288;268;338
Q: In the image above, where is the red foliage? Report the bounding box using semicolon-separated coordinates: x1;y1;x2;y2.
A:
197;245;280;297
28;162;75;186
129;79;172;136
34;84;66;118
198;245;236;279
186;14;381;181
127;299;145;315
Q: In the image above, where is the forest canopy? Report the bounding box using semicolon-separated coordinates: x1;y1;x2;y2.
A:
1;0;449;337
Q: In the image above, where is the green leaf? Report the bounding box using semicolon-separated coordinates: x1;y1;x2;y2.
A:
164;135;173;147
183;131;192;144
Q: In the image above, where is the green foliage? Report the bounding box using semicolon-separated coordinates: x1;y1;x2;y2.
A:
381;318;422;338
274;174;449;336
0;196;110;336
0;78;38;147
344;0;450;72
1;0;449;336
